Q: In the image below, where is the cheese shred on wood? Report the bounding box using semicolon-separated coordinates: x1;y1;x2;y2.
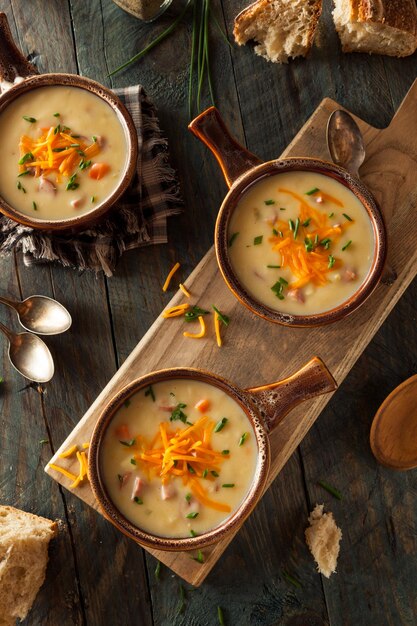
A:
162;303;189;318
49;443;90;489
214;312;222;347
183;315;206;338
179;283;191;298
162;262;180;292
124;417;232;512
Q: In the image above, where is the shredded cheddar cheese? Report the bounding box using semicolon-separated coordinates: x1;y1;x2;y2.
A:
162;303;190;318
122;417;231;513
183;315;206;338
50;442;90;489
49;463;78;482
59;444;78;459
179;283;191;298
162;262;180;292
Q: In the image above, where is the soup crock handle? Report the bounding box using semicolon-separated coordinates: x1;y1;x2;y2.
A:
0;13;39;82
245;357;337;433
188;106;262;188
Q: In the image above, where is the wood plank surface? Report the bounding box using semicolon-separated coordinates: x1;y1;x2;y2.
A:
1;0;416;624
46;79;417;588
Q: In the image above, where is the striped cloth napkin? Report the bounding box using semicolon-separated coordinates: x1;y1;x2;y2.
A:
0;85;182;276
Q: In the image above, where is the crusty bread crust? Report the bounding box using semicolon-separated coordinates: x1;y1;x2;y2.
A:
234;0;323;63
357;0;417;35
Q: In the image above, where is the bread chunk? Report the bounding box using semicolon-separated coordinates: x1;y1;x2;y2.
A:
234;0;323;63
333;0;417;57
305;504;342;578
0;506;57;622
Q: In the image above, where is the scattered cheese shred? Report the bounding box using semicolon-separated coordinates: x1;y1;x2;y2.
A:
59;444;78;459
179;283;191;298
183;315;206;339
49;463;78;482
82;442;90;449
214;312;222;347
162;262;180;292
162;303;189;318
123;417;231;512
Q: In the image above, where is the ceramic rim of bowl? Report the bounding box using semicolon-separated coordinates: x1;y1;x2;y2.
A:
0;73;138;231
215;157;387;327
88;368;271;551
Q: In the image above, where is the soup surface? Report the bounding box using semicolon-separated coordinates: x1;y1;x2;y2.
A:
227;171;375;315
0;85;128;220
100;379;258;538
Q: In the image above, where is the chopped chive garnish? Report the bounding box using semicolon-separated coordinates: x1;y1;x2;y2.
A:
267;264;281;268
52;147;66;152
54;124;61;135
293;218;300;239
264;199;275;205
202;468;208;478
282;570;302;588
170;402;188;423
193;549;204;563
329;212;334;218
320;238;332;250
279;207;286;211
228;231;239;247
91;196;95;203
278;231;283;237
211;470;219;477
17;170;30;177
155;561;161;581
66;173;79;191
271;278;287;300
190;529;197;537
288;219;294;231
218;606;225;626
222;483;235;488
306;187;319;195
343;213;353;221
221;449;229;455
130;458;137;465
314;234;319;245
185;493;192;502
212;305;229;326
254;235;263;245
79;159;92;170
124;399;131;408
53;112;60;117
187;463;196;474
119;438;136;447
238;432;248;446
302;218;311;227
70;143;80;148
145;385;156;402
18;152;34;165
328;255;335;269
185;305;209;322
39;439;49;445
318;480;342;500
304;237;314;253
16;181;26;193
32;201;37;211
186;511;199;519
214;417;228;433
23;116;36;123
92;135;97;142
272;228;278;236
341;240;352;251
134;496;143;504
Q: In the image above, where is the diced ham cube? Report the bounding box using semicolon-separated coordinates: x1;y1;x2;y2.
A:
71;197;85;210
38;176;56;194
287;288;305;303
161;483;177;500
343;267;357;282
119;472;131;490
131;476;145;500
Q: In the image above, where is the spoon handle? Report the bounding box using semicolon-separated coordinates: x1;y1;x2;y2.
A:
0;320;14;342
0;295;17;311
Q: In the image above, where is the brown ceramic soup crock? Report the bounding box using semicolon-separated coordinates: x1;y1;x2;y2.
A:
0;13;137;232
188;107;387;327
89;357;337;551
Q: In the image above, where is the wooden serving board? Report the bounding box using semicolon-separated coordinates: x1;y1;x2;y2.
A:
46;80;417;587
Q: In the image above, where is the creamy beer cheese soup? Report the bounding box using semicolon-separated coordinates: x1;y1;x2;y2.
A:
100;379;257;538
227;171;375;315
0;86;128;220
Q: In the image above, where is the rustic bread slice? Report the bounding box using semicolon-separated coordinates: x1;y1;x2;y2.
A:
0;506;57;622
234;0;323;63
333;0;417;57
305;504;342;578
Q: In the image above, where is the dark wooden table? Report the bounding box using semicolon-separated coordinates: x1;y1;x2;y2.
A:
1;2;416;625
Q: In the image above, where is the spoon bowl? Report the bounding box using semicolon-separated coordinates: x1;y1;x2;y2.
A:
0;294;72;335
0;321;54;382
370;375;417;470
327;110;365;178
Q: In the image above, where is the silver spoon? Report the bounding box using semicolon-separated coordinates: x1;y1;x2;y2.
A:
327;109;365;178
0;294;72;335
0;321;54;382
